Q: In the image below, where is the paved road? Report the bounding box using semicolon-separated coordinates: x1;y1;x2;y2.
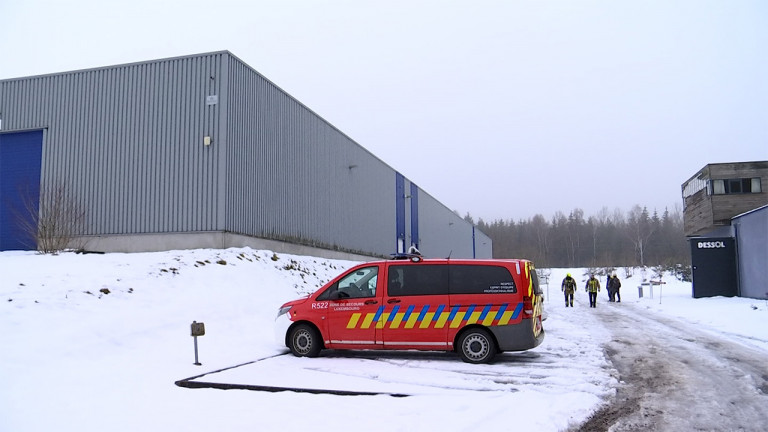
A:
573;302;768;431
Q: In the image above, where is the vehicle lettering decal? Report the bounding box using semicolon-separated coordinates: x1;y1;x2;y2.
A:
343;303;524;330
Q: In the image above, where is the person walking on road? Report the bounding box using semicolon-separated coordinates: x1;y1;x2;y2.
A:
608;274;622;302
561;273;577;307
586;274;601;308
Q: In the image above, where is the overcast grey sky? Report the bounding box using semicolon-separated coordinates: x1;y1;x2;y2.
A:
2;0;766;222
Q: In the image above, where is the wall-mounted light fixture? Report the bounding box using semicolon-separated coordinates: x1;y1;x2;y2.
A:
204;136;212;146
348;164;358;170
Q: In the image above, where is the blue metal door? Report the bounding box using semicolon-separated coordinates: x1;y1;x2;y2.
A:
0;130;44;251
395;172;406;253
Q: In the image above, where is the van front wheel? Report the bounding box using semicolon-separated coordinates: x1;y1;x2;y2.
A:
458;328;496;364
288;324;322;357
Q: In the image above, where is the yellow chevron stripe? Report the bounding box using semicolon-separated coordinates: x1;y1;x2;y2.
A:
467;311;482;324
449;312;465;328
435;312;450;328
361;313;375;329
482;314;495;326
404;313;419;329
376;312;390;329
525;263;533;297
390;312;405;329
419;312;435;328
347;313;361;329
346;307;519;331
499;310;514;325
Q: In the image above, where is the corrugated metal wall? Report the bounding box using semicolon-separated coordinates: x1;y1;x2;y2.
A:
416;190;488;258
0;53;225;235
733;207;768;299
224;55;395;256
0;51;491;258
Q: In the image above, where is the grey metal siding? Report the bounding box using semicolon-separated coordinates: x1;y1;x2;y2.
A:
0;53;226;235
473;228;493;259
733;206;768;299
0;51;491;258
416;190;476;258
223;55;394;256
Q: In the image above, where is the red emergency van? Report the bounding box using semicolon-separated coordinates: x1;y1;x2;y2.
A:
274;255;544;363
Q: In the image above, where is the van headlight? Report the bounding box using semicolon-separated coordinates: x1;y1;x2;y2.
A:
276;306;292;319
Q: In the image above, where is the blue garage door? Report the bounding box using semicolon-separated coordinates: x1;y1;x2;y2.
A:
0;130;44;251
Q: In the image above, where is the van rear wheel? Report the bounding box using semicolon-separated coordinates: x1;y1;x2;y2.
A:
288;324;322;357
458;328;496;364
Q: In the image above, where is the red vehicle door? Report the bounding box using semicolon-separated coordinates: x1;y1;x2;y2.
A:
379;263;451;350
323;264;382;349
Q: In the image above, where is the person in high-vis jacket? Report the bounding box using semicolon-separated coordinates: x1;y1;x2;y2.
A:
561;273;577;307
586;274;601;308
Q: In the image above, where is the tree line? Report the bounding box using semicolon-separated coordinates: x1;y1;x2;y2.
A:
467;205;689;269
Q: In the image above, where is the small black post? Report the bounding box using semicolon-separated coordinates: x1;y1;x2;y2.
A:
190;321;205;366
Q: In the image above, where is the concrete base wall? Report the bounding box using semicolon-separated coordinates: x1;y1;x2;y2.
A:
73;232;377;262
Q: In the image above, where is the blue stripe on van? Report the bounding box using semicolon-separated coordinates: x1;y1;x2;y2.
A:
434;304;445;318
387;305;400;321
494;303;509;321
478;304;492;321
372;305;385;323
511;302;524;319
465;304;476;320
402;304;415;322
448;305;460;321
417;305;430;321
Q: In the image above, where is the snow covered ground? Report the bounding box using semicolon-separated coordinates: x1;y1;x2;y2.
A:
1;248;766;431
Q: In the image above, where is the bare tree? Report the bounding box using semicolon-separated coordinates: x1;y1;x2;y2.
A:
625;205;656;267
16;182;87;254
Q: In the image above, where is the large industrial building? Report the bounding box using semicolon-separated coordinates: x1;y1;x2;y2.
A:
0;51;491;260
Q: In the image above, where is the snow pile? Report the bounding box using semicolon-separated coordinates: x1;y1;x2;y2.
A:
1;248;766;431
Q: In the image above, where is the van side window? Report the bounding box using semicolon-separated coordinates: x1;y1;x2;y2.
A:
317;266;378;300
449;265;517;294
388;265;448;296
